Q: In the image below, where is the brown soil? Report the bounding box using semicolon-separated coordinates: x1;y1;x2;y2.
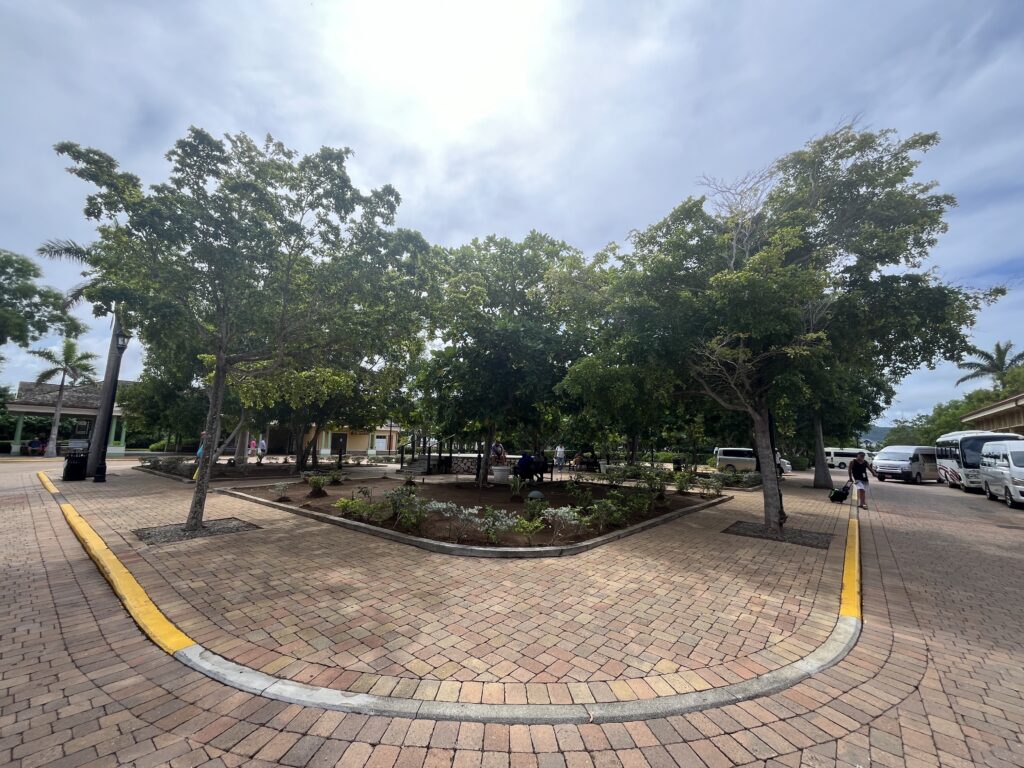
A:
237;477;704;547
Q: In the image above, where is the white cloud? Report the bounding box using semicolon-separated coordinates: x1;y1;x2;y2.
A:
2;0;1022;424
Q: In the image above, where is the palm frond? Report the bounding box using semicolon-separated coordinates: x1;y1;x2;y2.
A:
28;347;60;365
955;369;989;387
37;239;91;262
34;367;63;384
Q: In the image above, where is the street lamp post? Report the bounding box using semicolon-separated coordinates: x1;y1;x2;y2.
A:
93;329;131;483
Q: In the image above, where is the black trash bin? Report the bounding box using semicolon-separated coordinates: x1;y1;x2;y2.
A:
672;457;683;472
62;450;88;481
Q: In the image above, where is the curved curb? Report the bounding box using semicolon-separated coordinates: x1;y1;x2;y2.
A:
40;471;862;723
217;488;732;558
37;471;194;655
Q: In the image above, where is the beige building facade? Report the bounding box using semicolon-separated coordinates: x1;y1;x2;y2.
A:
961;391;1024;434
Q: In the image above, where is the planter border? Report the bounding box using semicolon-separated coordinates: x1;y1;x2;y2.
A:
133;465;299;484
216;487;731;558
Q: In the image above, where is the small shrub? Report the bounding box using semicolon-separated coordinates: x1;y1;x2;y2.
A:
698;476;724;498
478;506;519;544
148;439;167;451
333;497;390;524
328;470;343;485
385;486;426;533
307;475;328;497
272;481;291;502
674;470;695;493
523;498;549;521
543;505;584;542
624;489;654;520
587;498;625;533
565;480;593;511
792;456;810;471
513;516;545;545
509;475;526;501
352;456;365;465
427;501;479;543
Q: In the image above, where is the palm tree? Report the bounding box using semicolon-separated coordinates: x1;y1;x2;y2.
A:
29;337;99;458
955;341;1024;389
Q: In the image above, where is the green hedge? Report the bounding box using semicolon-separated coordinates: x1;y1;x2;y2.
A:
792;456;810;471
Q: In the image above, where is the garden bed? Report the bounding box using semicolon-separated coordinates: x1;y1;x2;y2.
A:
232;476;714;549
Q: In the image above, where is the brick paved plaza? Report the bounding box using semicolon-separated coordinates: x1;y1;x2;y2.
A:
2;459;1023;766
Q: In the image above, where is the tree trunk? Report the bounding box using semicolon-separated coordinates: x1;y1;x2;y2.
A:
44;371;67;458
86;314;125;475
478;424;495;488
628;434;638;464
185;359;228;531
812;412;832;489
234;421;248;466
752;408;783;537
211;415;244;464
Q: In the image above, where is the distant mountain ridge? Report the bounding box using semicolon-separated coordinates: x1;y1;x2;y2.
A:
860;425;891;445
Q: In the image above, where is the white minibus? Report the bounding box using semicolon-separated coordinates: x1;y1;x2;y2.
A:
871;445;938;484
935;430;1024;491
979;438;1024;508
825;447;863;470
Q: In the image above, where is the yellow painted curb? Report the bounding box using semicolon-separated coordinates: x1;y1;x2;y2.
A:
37;472;195;655
839;516;861;619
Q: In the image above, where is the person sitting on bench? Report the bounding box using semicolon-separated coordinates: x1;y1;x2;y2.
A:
531;452;548;482
515;451;534;480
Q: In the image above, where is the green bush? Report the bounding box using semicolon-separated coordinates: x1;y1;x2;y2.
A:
674;470;694;493
513;516;545;545
587;498;625;533
307;475;328;496
333;497;390;524
148;440;167;451
654;451;678;463
697;476;724;498
792;456;810;471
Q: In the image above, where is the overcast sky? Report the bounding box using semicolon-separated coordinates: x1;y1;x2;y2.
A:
2;0;1022;424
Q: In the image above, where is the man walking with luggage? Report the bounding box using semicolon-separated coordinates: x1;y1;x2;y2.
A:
848;451;870;510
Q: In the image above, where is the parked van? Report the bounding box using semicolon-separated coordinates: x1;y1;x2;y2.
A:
871;445;938;484
979;438;1024;508
825;447;863;470
714;447;757;472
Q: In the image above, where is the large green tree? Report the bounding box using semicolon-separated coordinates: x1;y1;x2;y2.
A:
764;125;993;487
56;128;427;529
425;232;597;484
0;249;81;368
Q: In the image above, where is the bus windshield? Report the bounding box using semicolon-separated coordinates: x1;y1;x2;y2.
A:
960;436;992;469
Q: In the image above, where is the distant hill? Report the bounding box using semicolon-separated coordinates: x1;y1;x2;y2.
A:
860;425;891;446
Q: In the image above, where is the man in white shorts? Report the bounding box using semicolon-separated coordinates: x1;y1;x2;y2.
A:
848;451;870;510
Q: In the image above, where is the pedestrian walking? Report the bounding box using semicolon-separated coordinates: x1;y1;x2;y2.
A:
555;444;565;469
848;451;870;510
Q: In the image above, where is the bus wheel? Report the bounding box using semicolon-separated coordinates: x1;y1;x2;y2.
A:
914;473;922;485
1006;488;1020;509
961;483;973;493
877;475;885;482
985;482;998;501
724;464;735;472
837;462;847;470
